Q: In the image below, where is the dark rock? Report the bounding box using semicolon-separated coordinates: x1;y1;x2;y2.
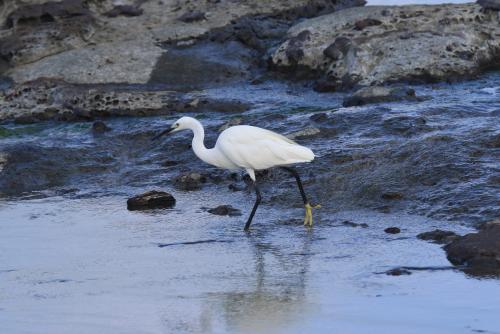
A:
161;160;179;167
104;5;144;18
173;172;206;191
342;220;369;228
127;190;175;210
309;112;328;122
477;0;500;10
178;10;206;23
285;30;311;64
381;192;404;200
444;220;500;276
323;37;352;60
354;18;382;30
386;268;412;276
417;229;459;244
313;79;337;92
91;121;111;134
384;227;401;234
207;205;242;216
343;86;422;107
382;115;429;136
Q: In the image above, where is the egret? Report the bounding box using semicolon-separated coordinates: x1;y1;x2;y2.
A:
152;116;319;231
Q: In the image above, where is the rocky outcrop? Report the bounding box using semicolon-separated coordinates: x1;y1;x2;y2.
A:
0;0;365;85
271;3;500;88
444;220;500;276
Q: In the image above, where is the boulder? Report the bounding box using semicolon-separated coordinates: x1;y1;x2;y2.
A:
272;4;500;87
444;220;500;275
127;190;176;211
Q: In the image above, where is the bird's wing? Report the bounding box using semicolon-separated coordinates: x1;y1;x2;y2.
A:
216;125;314;170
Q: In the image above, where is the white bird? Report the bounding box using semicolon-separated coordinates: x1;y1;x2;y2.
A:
153;116;319;231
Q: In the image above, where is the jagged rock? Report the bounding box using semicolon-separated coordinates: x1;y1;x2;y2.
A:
272;4;500;87
127;191;176;210
417;229;459;244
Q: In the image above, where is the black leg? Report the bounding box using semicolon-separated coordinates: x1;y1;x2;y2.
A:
281;167;308;204
244;181;261;231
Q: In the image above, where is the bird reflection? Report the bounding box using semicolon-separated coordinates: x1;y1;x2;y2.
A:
200;227;316;333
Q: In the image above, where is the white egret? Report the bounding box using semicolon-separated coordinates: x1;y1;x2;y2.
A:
153;116;319;231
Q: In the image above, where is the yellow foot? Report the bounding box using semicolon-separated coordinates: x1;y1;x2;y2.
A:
304;203;321;227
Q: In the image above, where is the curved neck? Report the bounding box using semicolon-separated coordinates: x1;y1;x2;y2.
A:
190;119;213;165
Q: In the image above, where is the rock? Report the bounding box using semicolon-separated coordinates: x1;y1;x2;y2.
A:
178;10;206;23
173;172;206;191
313;79;338;92
386;268;412;276
272;4;500;87
444;220;500;275
287;127;321;140
477;0;500;10
343;86;422;107
127;190;176;211
381;192;404;200
218;118;243;132
207;205;242;216
104;5;144;18
384;227;401;234
417;229;459;244
309;113;328;122
91;121;111;134
342;220;369;228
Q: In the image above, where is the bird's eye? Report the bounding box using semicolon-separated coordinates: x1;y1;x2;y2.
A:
175;123;179;127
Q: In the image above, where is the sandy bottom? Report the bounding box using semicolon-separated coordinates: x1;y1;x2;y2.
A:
1;192;499;334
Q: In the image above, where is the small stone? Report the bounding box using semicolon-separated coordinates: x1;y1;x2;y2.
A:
91;121;111;133
173;172;206;191
127;191;175;211
178;10;206;22
386;268;412;276
208;205;242;216
385;227;401;234
417;229;459;244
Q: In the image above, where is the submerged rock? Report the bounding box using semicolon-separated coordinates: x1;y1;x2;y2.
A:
417;229;459;244
207;205;242;216
91;121;111;134
343;86;423;107
127;191;176;211
272;3;500;87
444;220;500;276
173;172;206;191
384;227;401;234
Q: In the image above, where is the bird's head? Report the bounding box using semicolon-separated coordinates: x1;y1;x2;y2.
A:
152;116;195;140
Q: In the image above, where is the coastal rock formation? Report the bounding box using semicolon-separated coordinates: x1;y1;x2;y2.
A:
271;3;500;88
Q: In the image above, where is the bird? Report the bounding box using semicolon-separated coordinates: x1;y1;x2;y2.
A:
152;116;319;231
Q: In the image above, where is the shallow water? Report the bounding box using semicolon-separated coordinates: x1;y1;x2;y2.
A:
0;70;499;332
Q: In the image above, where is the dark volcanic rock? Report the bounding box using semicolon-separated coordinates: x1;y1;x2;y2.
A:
323;37;351;60
127;191;176;211
207;205;242;216
444;221;500;276
417;229;459;244
173;172;206;191
384;227;401;234
477;0;500;10
343;86;422;107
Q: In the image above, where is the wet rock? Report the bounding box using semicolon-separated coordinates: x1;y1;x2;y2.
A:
127;191;176;211
173;172;206;191
178;10;206;23
104;5;144;18
342;220;369;228
382;115;429;136
207;205;242;216
386;268;412;276
444;220;500;275
381;192;404;200
287;127;321;140
162;160;179;167
417;229;459;244
313;79;338;92
272;4;500;86
218;118;243;132
384;227;401;234
343;86;422;107
309;112;329;122
91;121;111;134
477;0;500;10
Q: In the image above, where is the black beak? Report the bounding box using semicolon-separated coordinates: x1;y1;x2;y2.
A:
152;128;174;141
